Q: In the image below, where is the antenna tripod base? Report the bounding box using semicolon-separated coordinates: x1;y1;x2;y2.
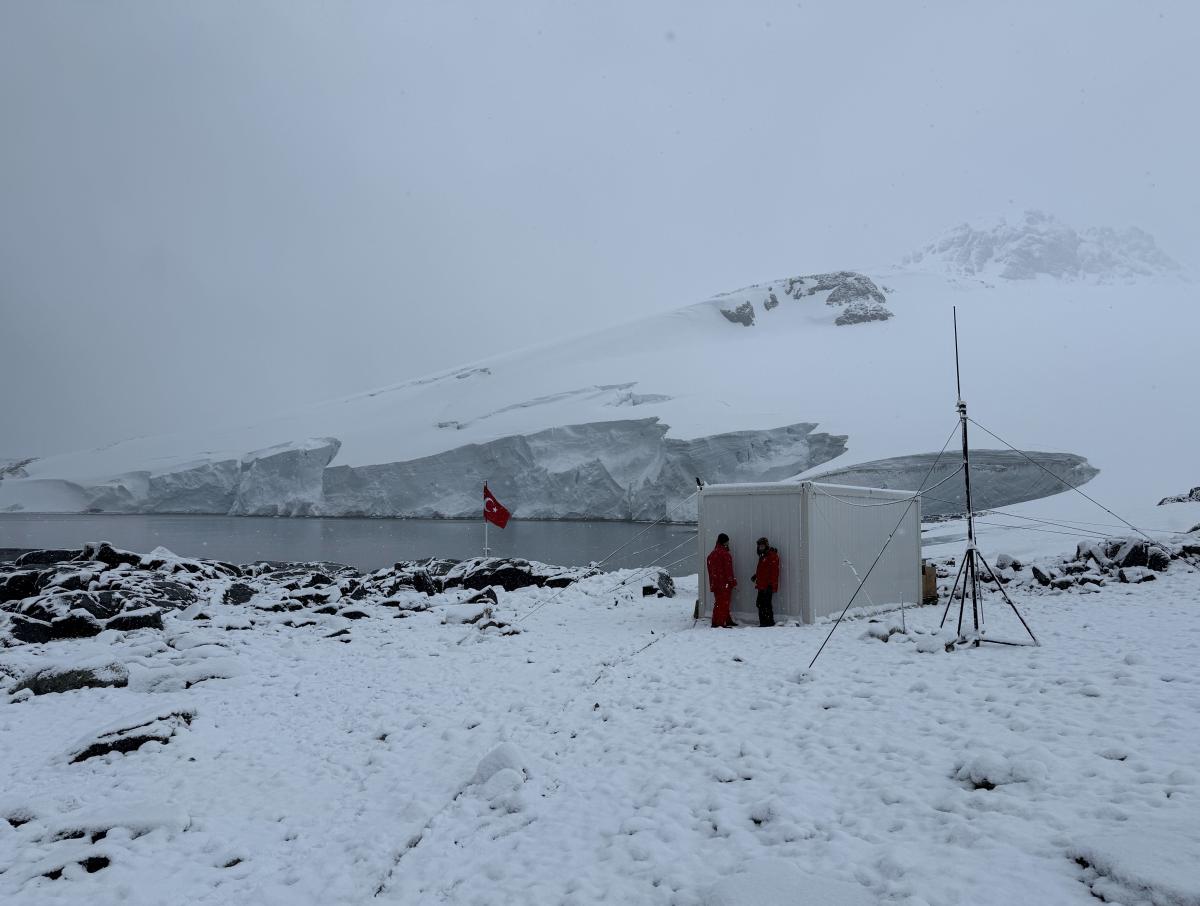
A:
939;545;1039;648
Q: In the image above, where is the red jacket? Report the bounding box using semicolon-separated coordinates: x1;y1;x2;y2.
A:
754;548;780;593
706;545;736;594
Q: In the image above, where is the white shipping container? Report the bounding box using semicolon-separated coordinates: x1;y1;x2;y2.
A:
697;481;922;625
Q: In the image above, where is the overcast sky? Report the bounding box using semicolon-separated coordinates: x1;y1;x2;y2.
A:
2;0;1197;458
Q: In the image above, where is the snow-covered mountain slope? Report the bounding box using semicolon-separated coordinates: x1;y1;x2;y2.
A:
3;219;1196;534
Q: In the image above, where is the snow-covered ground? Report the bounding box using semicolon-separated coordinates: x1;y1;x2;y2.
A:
3;537;1198;905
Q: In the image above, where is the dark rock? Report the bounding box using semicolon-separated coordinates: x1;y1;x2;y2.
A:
14;662;129;696
443;558;598;593
15;549;83;568
105;609;164;633
1147;548;1171;572
411;570;441;596
720;301;755;326
75;542;142;570
50;611;104;639
1051;577;1074;590
9;615;54;644
136;578;198;609
38;569;91;593
994;554;1023;571
223;582;256;605
313;605;339;615
764;291;780;311
1115;541;1149;569
650;569;675;598
0;570;40;603
1031;565;1052;587
19;592;122;623
464;588;498;605
339;609;369;620
254;561;360;583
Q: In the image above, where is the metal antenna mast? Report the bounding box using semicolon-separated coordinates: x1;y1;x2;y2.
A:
940;307;1038;647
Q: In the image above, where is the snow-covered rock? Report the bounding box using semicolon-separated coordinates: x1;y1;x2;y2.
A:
65;705;196;763
11;661;129;696
1071;821;1200;906
1159;485;1200;505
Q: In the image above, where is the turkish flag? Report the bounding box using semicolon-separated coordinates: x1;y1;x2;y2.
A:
483;483;511;529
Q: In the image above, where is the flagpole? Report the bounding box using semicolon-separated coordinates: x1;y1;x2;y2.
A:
483;481;490;557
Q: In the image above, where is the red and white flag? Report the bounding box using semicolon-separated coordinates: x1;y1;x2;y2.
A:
483;483;511;529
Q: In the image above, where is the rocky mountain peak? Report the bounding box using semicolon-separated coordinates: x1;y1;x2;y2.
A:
903;210;1182;282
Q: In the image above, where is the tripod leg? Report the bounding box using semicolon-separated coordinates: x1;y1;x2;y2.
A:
976;551;1039;646
969;553;981;647
940;554;968;629
956;557;969;639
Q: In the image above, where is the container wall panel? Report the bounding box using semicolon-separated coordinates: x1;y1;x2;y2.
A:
803;483;922;622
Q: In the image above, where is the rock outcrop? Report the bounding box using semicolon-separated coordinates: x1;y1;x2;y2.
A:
719;301;755;326
709;270;894;329
1158;486;1200;506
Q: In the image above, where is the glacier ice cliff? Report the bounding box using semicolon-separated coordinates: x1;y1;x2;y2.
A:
322;419;847;520
810;449;1099;517
0;422;846;521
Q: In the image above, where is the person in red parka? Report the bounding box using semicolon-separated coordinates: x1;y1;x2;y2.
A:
707;532;737;628
752;536;781;627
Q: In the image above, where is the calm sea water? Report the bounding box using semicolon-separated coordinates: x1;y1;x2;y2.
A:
0;514;700;575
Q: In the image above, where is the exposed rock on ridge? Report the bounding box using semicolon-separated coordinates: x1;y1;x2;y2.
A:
710;271;893;327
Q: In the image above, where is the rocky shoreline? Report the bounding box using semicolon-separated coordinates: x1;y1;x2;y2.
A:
1;542;674;651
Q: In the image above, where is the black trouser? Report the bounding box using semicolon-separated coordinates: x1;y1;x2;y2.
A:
755;589;775;627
